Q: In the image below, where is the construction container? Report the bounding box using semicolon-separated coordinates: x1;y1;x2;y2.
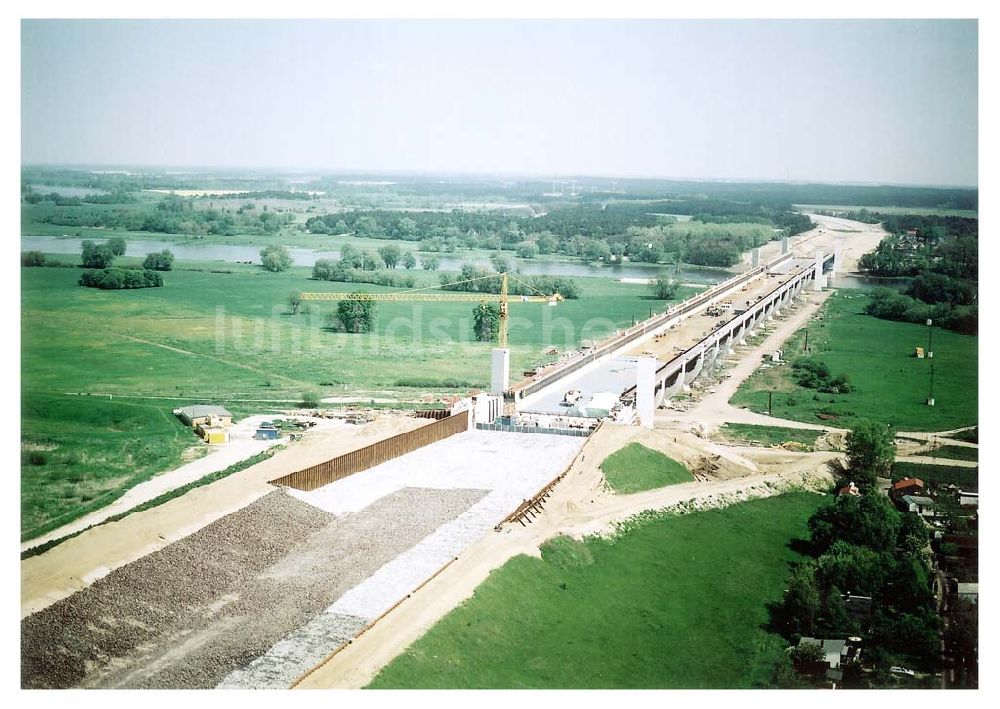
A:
255;426;280;440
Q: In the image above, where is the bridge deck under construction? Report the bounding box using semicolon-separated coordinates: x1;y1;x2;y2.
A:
517;257;812;419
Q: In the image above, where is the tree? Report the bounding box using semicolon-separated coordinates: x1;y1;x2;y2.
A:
536;232;559;254
287;291;303;315
401;251;417;269
81;240;115;269
312;258;341;281
300;390;321;408
651;274;679;300
361;251;379;271
790;641;826;668
897;512;930;555
378;244;402;269
808;493;901;554
818;586;855;635
334;293;375;333
260;244;292;272
580;238;612;262
516;242;538;259
490;253;512;273
782;562;821;635
339;244;364;269
472;303;501;342
106;236;127;256
422;255;439;270
142;249;174;271
78;268;163;289
22;251;46;267
845;420;896;484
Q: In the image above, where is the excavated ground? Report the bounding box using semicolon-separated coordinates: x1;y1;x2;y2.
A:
21;486;486;689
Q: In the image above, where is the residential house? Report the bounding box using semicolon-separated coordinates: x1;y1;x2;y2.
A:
900;495;935;518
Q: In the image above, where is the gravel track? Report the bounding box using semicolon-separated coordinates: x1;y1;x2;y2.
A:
21;486;486;689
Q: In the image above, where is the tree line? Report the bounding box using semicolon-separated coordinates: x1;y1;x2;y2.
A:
858;214;977;335
776;422;940;687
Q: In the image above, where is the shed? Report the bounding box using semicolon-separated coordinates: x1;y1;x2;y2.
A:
959;491;979;508
255;425;280;441
901;495;935;517
175;405;233;428
200;426;230;444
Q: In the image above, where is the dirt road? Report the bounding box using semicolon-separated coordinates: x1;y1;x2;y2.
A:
662;288;838;432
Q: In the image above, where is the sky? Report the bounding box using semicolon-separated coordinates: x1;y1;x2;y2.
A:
20;19;978;186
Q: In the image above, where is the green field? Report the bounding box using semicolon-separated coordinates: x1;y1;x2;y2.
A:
21;262;688;536
716;423;827;450
892;462;978;491
731;291;977;431
369;492;826;689
599;442;692;493
20;393;205;540
928;444;978;462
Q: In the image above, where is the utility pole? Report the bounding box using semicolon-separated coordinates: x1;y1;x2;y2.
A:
926;318;934;358
803;329;810;353
927;363;936;406
768;391;773;416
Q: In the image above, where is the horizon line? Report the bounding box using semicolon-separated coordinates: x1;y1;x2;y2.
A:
20;162;980;191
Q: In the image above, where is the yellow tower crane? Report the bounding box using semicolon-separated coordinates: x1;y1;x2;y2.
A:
300;272;562;349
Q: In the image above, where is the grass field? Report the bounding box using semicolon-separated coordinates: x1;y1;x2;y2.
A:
599;442;692;493
20;393;205;540
368;492;826;689
716;423;827;450
21;262;686;536
892;462;978;491
929;444;978;462
731;291;977;431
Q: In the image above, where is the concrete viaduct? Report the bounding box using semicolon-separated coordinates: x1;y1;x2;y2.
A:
620;251;834;408
509;243;838;419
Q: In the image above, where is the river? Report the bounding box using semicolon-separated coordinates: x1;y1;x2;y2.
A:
20;235;730;284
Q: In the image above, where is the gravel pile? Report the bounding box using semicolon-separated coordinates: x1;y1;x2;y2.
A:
21;486;486;689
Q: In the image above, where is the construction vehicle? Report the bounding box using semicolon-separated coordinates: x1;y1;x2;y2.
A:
301;272;562;350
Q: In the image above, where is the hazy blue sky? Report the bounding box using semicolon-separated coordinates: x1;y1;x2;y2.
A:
21;19;978;185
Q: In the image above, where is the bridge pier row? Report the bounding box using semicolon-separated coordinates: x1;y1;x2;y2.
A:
683;351;705;387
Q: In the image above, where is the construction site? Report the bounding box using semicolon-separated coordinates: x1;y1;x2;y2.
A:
21;218;879;689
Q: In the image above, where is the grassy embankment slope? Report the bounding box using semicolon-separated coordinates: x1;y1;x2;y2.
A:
369;492;826;689
21;262;688;537
599;442;692;493
731;291;977;431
